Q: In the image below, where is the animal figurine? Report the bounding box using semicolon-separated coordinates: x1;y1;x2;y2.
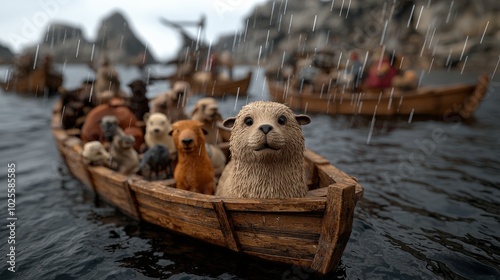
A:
216;101;311;198
139;144;173;180
109;134;140;175
127;79;149;120
150;81;190;123
144;112;176;153
80;98;144;152
205;143;226;176
93;56;121;99
191;97;230;145
82;141;112;166
169;120;215;194
99;115;124;143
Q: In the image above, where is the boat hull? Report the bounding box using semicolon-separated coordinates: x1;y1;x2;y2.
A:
51;100;363;275
267;75;489;119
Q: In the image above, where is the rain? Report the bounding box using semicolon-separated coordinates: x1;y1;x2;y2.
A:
0;1;499;279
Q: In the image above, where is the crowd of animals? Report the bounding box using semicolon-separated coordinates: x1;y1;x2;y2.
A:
64;60;312;198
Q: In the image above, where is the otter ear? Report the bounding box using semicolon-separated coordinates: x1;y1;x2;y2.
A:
143;112;150;122
295;114;311;126
202;128;209;135
223;117;237;129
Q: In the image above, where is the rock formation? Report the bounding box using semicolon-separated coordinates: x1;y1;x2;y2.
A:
21;11;156;65
221;0;499;72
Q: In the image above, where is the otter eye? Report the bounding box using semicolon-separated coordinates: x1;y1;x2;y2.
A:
277;115;287;125
244;117;253;126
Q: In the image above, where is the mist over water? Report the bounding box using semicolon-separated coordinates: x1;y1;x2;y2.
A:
0;64;499;279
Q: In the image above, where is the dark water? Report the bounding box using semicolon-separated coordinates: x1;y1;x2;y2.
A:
0;64;499;280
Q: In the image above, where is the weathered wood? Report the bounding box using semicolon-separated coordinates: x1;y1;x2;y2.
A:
213;201;241;252
311;183;356;274
267;75;489;119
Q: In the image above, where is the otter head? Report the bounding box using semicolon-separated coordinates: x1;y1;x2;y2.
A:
170;81;190;103
223;101;311;163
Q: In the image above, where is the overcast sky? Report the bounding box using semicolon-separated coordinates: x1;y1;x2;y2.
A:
0;0;268;60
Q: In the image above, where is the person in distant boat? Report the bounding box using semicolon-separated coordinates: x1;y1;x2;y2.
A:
349;51;363;90
363;50;397;91
392;69;418;91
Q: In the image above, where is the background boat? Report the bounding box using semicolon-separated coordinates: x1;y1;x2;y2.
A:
267;74;490;120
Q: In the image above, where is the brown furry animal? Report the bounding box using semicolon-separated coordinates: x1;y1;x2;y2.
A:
150;81;189;123
110;134;140;175
216;101;311;198
191;97;230;145
94;58;121;98
169;120;215;195
127;79;150;121
81;98;144;152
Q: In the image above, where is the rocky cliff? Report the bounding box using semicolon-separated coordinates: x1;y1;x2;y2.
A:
22;11;155;65
224;0;499;72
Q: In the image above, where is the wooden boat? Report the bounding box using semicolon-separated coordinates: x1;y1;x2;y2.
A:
152;71;253;98
267;74;490;119
0;67;63;95
51;100;364;275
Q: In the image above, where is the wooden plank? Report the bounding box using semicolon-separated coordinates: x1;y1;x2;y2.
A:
230;211;323;239
311;183;355;274
213;201;241;252
134;192;220;228
139;207;226;247
222;198;325;212
236;231;318;260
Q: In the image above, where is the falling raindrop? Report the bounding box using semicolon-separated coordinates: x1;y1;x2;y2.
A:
312;15;317;32
428;58;434;73
33;45;39;70
445;1;454;24
288;14;293;34
408;109;414;123
234;87;240;111
367;107;377;144
480;21;489;44
269;0;275;26
415;6;424;29
257;45;263;66
345;0;352;18
284;0;288;14
75;39;80;58
339;0;345;17
330;0;336;12
428;27;436;49
90;44;95;61
407;5;415;28
460;56;468;74
380;20;389;46
460;36;468;61
491;55;500;80
143;43;148;64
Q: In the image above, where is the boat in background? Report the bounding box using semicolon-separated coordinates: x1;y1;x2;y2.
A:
51;99;363;276
1;67;63;95
267;74;490;120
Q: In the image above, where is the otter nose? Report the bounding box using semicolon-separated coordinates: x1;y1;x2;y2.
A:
259;124;273;134
182;139;193;145
153;128;160;133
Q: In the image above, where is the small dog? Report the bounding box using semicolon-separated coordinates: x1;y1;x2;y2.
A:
82;141;112;166
191;97;230;145
150;81;190;123
139;144;173;180
110;134;140;175
127;79;150;121
99;115;124;143
169;120;215;194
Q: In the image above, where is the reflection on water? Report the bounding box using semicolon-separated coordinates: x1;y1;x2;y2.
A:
0;65;499;279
